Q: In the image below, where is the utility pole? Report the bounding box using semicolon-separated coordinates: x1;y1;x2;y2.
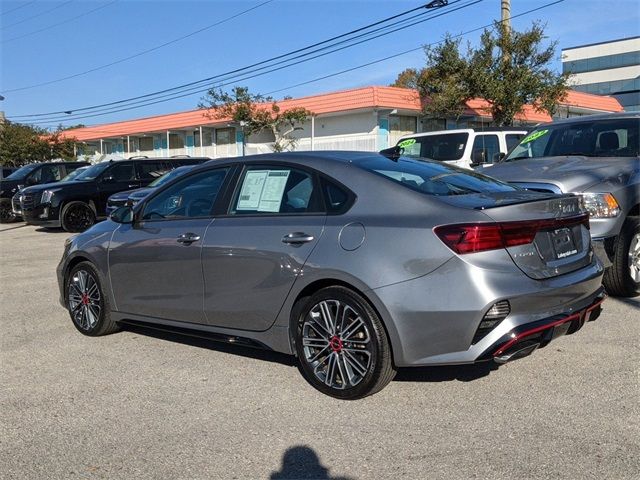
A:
501;0;511;33
501;0;511;64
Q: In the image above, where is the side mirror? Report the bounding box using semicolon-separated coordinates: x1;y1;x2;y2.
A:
493;152;507;163
110;206;134;224
471;149;487;166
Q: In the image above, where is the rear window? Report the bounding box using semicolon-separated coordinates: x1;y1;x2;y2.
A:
360;157;517;196
396;133;469;161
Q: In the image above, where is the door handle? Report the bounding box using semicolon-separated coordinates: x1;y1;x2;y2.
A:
177;233;201;245
128;184;139;188
282;232;315;244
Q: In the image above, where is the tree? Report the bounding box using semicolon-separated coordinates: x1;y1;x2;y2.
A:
406;22;569;126
0;121;78;166
199;86;312;153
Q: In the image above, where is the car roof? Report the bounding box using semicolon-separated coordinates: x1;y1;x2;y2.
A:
537;111;640;127
398;128;528;139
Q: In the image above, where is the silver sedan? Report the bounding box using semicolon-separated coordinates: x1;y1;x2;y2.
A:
57;151;606;399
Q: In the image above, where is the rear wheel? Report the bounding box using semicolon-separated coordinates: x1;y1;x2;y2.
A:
0;199;17;223
66;262;119;336
603;217;640;297
294;286;396;400
61;201;96;232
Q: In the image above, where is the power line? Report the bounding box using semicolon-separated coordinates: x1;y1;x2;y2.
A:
3;0;74;29
9;0;465;118
24;0;479;123
3;0;274;92
29;0;565;128
35;0;565;135
1;1;37;16
2;0;120;44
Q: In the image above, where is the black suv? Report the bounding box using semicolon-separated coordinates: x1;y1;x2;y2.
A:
0;161;89;223
20;157;209;232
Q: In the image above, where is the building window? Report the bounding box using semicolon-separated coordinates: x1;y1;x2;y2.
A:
169;133;184;149
139;137;154;151
216;127;235;145
421;118;446;132
389;115;417;135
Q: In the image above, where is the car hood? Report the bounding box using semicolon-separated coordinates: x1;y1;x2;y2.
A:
485;156;640;191
21;180;94;195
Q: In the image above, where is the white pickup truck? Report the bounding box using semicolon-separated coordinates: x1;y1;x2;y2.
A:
390;128;528;169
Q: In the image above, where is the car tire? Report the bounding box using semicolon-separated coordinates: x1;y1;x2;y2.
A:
0;199;17;223
603;216;640;297
66;261;119;336
293;286;396;399
61;201;96;233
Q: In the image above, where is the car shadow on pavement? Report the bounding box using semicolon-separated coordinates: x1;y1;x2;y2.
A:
270;446;353;480
608;296;640;309
119;323;297;367
395;361;499;383
34;227;67;233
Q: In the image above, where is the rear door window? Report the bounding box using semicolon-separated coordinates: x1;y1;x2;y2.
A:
231;166;322;215
397;133;469;161
136;161;171;181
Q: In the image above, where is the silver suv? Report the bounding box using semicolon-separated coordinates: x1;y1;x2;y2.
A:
485;112;640;297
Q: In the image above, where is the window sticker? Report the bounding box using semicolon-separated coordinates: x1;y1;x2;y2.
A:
521;129;549;144
236;169;291;212
258;170;290;212
237;170;268;210
398;138;416;148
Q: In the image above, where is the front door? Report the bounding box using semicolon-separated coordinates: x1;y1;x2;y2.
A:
96;162;140;215
202;165;326;331
109;167;231;324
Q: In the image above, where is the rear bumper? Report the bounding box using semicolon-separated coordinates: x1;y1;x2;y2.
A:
478;290;606;363
371;250;605;367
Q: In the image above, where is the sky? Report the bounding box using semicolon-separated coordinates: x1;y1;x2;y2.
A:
1;0;639;129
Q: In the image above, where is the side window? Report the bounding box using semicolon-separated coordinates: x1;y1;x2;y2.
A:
506;134;525;152
30;165;63;183
105;163;136;182
142;168;229;221
472;134;500;164
321;178;352;213
137;161;170;181
231;167;321;215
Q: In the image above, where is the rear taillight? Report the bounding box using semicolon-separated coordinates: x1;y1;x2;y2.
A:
434;214;589;255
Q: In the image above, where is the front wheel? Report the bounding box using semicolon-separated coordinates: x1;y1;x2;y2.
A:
66;261;119;336
294;286;396;400
61;201;96;232
603;216;640;297
0;199;17;223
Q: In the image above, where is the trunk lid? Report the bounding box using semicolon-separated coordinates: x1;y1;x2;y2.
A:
440;192;594;279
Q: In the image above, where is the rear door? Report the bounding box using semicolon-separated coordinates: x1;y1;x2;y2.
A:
201;164;326;331
109;166;232;323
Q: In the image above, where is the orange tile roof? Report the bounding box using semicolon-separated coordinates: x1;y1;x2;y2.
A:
60;86;623;142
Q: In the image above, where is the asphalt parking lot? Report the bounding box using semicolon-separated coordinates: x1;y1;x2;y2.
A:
1;223;638;480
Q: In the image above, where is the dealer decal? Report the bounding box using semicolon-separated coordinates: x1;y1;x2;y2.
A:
397;138;417;148
521;129;549;144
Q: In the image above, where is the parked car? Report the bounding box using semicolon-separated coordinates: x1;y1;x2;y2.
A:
20;156;209;232
1;166;17;180
0;161;90;223
57;151;605;399
106;165;196;216
483;112;640;297
12;165;90;218
384;128;528;169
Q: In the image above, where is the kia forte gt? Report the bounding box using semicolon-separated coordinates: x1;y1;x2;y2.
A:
57;151;606;399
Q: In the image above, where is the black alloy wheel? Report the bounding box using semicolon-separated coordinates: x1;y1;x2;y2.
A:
61;201;96;232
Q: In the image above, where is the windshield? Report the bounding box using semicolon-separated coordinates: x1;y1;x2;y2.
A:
73;162;111;181
396;133;469;161
506;118;640;161
360;156;517;196
60;167;88;182
5;164;39;180
148;165;194;187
